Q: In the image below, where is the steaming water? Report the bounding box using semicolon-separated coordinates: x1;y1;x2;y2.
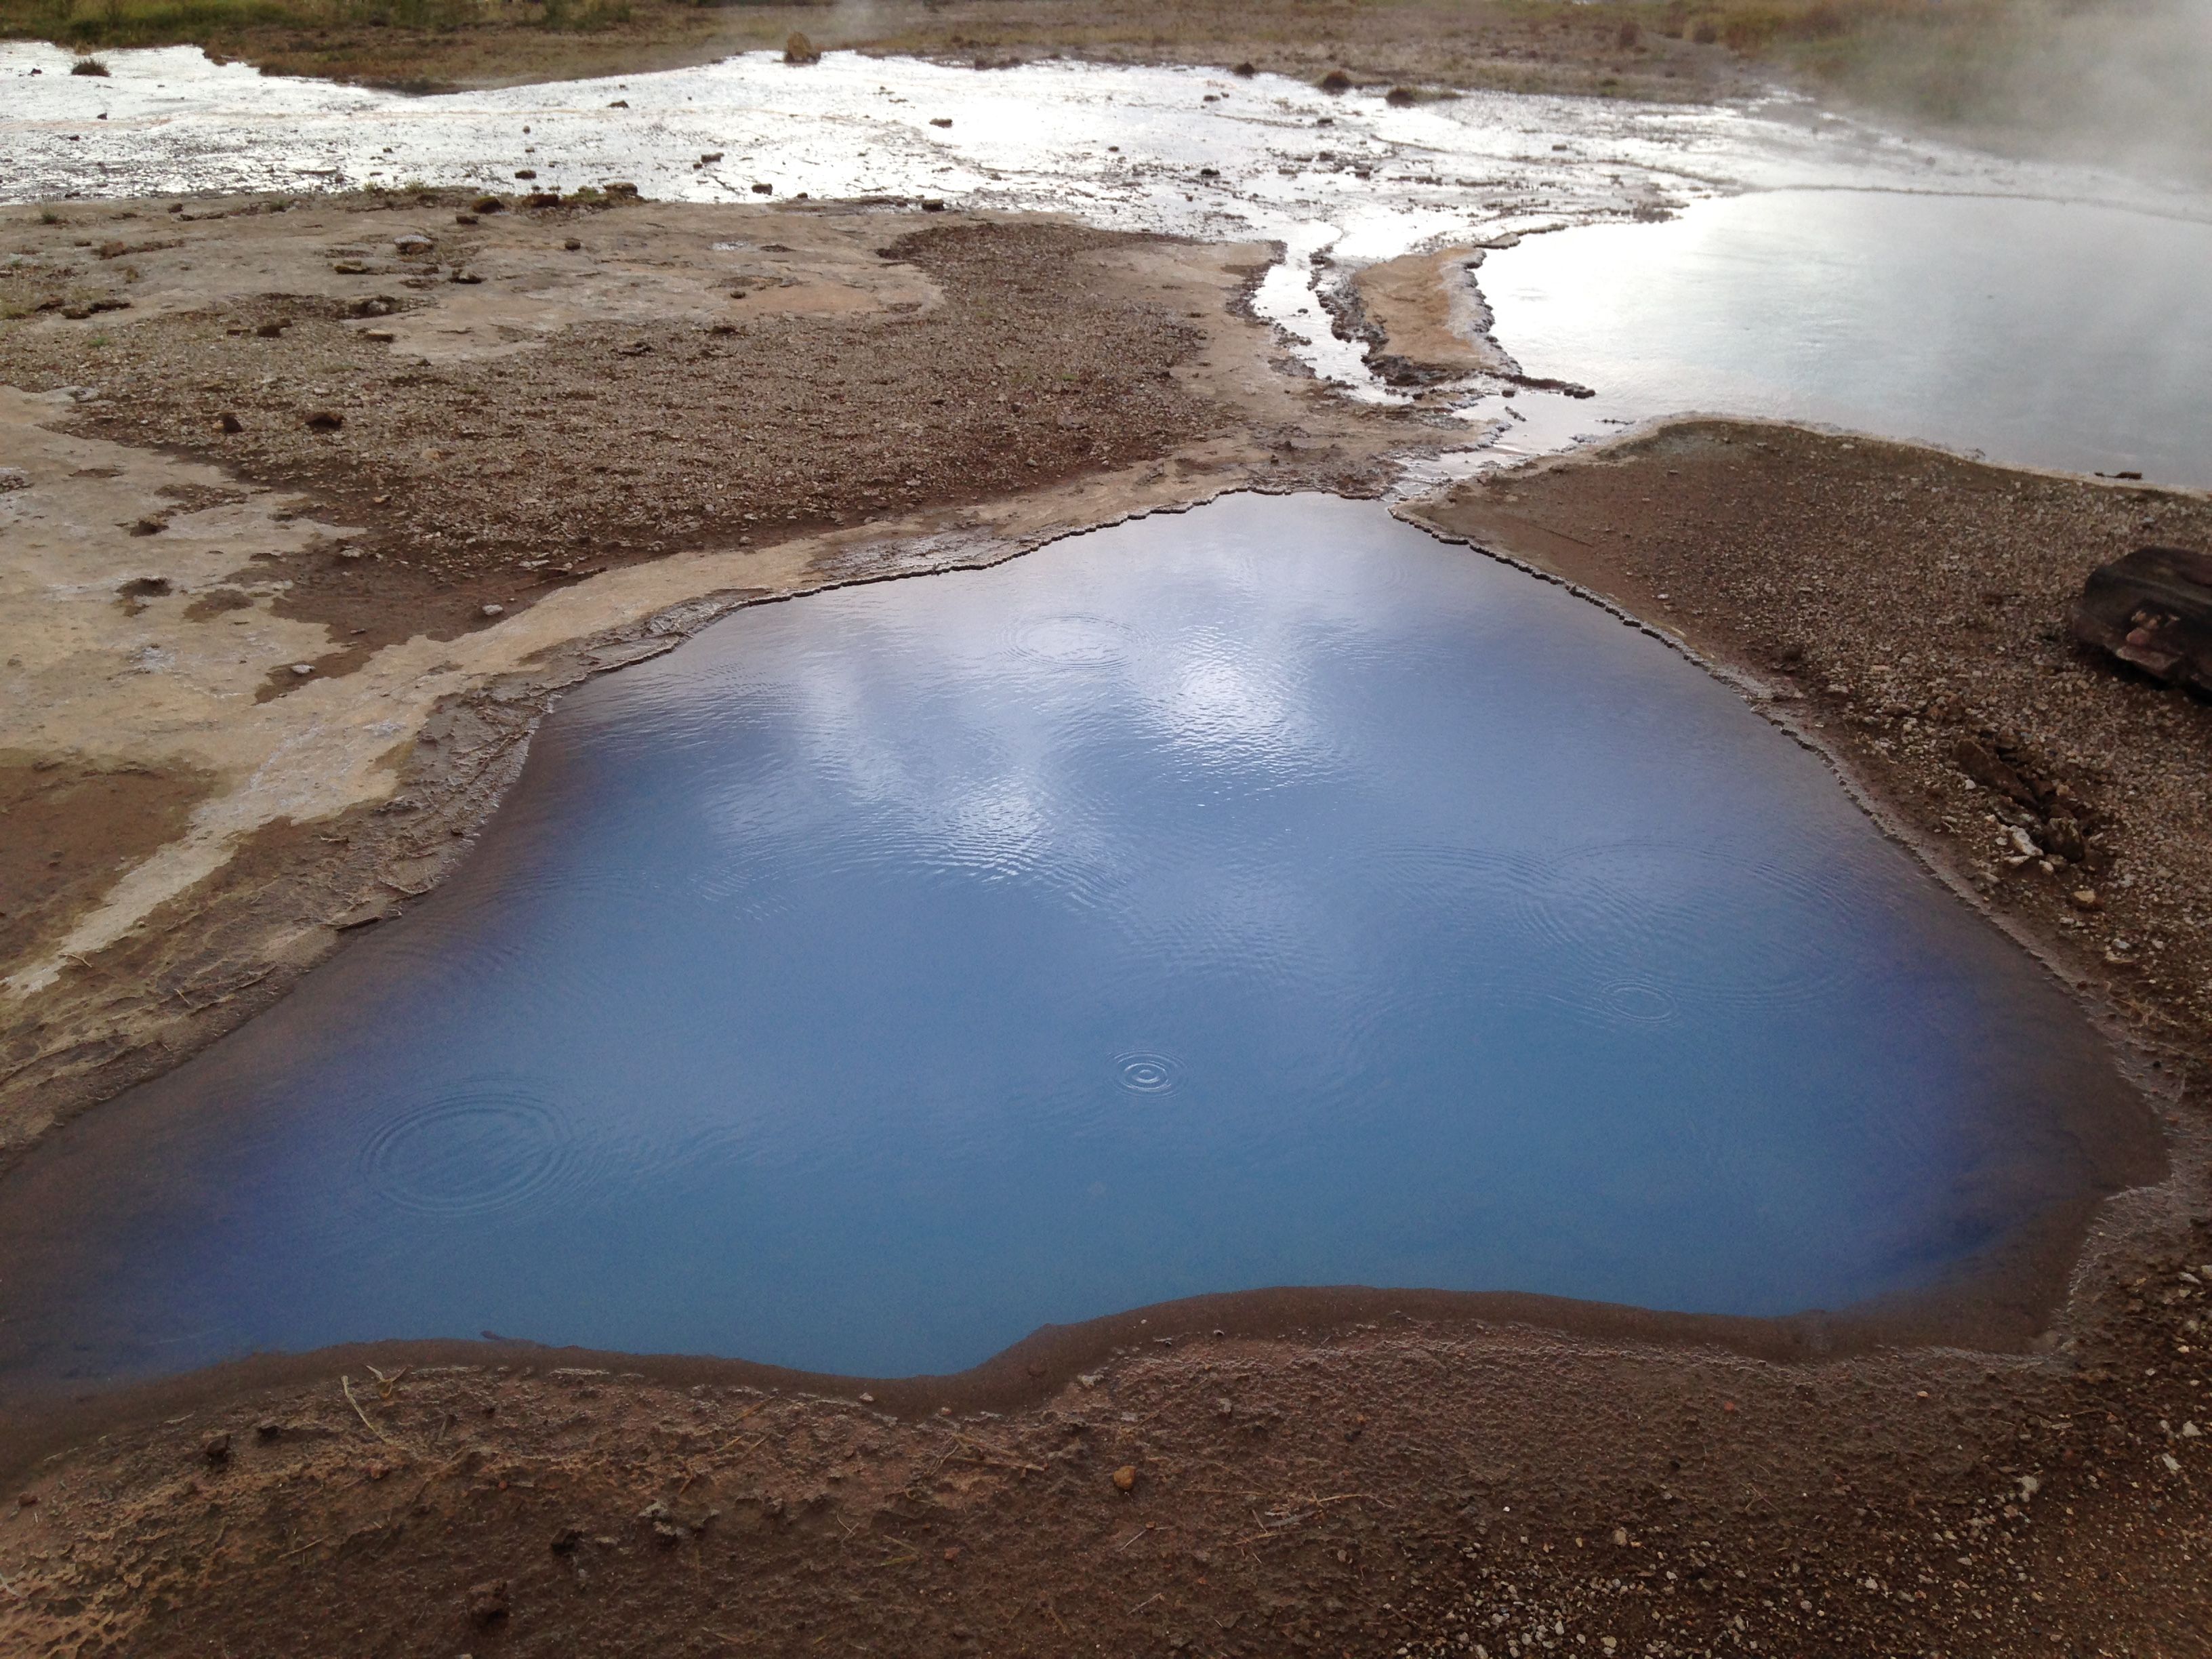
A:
0;497;2146;1387
1477;189;2212;485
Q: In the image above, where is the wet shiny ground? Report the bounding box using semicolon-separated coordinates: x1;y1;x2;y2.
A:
0;496;2147;1383
10;42;2207;421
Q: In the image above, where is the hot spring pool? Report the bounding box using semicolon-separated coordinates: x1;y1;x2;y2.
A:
0;495;2151;1387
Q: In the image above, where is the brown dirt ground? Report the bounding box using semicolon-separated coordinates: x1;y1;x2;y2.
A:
3;420;2211;1658
0;200;1221;660
1;0;1759;106
0;758;213;970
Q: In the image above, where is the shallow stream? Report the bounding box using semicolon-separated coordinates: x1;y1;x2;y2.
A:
0;497;2150;1387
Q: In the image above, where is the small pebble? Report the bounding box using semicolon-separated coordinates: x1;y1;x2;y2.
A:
480;603;504;618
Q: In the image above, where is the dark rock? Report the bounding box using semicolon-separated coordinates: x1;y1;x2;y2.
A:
751;182;775;195
1233;61;1257;76
550;1524;584;1555
473;195;506;213
514;167;537;180
201;1432;231;1465
117;575;171;598
2068;544;2212;695
304;410;346;432
2043;816;2088;864
127;517;165;537
1319;69;1354;93
1951;737;2038;808
1386;85;1419;106
466;1579;510;1624
254;320;287;337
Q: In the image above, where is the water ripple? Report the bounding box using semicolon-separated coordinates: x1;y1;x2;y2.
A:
359;1084;582;1218
1115;1051;1184;1095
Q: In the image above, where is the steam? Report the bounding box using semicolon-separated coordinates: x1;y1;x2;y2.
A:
1832;0;2212;182
1996;0;2212;181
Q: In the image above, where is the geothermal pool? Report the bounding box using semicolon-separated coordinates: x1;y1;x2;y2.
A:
0;496;2149;1387
1476;188;2212;487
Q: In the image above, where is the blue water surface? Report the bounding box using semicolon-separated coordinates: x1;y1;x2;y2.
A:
0;495;2142;1383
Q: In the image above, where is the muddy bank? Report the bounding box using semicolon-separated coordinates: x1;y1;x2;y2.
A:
5;1225;2212;1657
3;417;2211;1655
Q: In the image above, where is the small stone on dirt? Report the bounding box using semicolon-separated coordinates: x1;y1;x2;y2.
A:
216;411;243;433
466;1579;510;1624
201;1432;231;1465
1112;1465;1137;1492
303;410;344;431
480;603;505;618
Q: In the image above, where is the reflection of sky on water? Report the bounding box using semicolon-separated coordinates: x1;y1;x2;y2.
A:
0;496;2147;1386
1479;188;2212;485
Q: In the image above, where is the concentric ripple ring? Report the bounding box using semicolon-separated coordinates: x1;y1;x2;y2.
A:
1114;1051;1183;1095
359;1086;581;1218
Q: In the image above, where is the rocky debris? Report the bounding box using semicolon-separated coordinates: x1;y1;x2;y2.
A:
2069;544;2212;695
0;467;28;491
